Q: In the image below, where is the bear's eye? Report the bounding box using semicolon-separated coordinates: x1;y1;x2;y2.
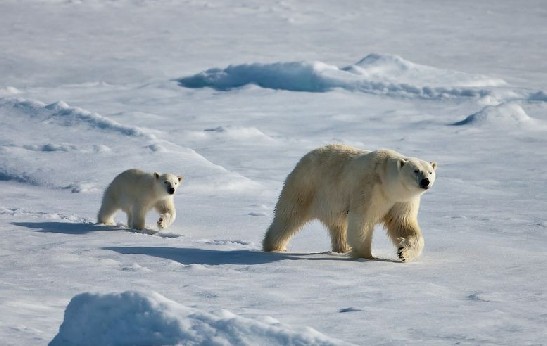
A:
414;169;419;174
164;181;169;185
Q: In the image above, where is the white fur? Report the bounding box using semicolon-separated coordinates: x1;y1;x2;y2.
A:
97;169;183;231
263;144;436;262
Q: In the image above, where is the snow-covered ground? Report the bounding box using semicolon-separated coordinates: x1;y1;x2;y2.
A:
1;0;546;345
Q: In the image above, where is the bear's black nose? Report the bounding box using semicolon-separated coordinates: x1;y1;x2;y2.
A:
420;178;430;189
168;188;175;194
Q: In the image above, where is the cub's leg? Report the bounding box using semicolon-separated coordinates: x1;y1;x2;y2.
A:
97;194;118;226
129;206;147;230
155;198;176;229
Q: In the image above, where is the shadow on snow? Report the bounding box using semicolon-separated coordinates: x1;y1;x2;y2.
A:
103;246;398;265
12;221;116;234
103;246;305;266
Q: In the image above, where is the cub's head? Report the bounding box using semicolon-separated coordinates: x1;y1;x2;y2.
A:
397;157;437;194
154;172;183;195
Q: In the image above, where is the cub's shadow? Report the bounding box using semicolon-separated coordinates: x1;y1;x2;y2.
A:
13;221;114;234
103;246;302;266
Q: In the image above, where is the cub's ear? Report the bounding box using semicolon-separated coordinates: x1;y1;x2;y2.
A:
430;161;437;170
177;176;183;182
154;172;160;179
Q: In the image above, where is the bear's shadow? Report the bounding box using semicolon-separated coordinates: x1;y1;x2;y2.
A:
103;246;399;265
103;246;304;266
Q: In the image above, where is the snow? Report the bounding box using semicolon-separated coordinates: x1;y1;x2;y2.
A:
1;0;547;345
50;291;345;346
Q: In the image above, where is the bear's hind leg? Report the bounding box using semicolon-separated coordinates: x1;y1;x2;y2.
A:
263;212;310;252
97;196;118;226
324;218;350;253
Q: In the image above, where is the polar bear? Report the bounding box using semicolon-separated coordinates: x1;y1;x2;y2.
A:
262;144;436;262
97;169;183;231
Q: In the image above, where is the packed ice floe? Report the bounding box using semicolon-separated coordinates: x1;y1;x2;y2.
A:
50;291;349;346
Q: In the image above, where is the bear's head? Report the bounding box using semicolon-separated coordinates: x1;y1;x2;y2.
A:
398;157;436;194
154;172;184;195
385;156;436;201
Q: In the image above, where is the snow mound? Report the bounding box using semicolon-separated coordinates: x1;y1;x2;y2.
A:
180;61;331;92
528;90;547;102
345;53;506;87
451;102;545;129
204;125;275;141
0;98;152;139
50;291;348;346
0;168;39;186
0;86;21;96
178;54;505;99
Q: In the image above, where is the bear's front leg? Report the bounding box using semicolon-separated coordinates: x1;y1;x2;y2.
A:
129;206;147;230
396;236;424;262
383;201;424;262
347;211;374;259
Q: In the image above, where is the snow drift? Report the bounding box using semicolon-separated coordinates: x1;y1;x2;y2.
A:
49;291;349;346
451;102;546;129
0;98;151;139
178;54;505;99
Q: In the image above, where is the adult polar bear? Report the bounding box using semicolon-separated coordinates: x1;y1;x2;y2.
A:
263;144;436;262
98;169;183;231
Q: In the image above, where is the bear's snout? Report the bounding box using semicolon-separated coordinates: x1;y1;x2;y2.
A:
420;178;430;189
168;187;175;194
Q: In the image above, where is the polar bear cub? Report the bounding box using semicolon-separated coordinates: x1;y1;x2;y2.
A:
98;169;183;231
263;144;436;262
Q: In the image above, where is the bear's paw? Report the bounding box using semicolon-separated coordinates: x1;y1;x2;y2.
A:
396;237;424;262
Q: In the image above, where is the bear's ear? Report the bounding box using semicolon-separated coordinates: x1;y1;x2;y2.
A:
430;161;437;170
397;158;407;170
154;172;160;179
177;176;183;182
